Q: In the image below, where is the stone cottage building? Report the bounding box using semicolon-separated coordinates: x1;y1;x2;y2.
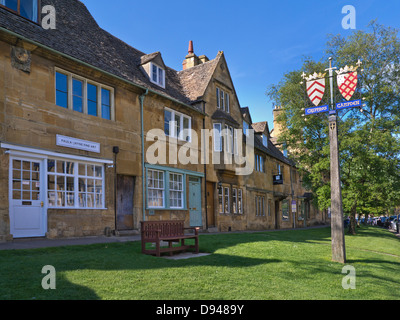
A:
0;0;325;241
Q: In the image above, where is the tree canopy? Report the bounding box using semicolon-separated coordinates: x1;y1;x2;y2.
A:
267;21;400;233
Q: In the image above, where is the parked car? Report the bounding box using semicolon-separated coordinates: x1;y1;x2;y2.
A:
390;218;398;231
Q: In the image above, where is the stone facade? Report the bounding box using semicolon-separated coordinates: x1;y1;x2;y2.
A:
0;0;327;242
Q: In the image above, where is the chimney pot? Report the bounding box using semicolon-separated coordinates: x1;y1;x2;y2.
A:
188;40;194;54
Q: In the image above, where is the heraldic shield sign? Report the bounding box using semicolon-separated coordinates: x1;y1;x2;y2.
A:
337;71;358;100
304;72;326;106
336;63;361;101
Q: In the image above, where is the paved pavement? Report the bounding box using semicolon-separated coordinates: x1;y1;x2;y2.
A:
0;225;331;251
0;235;141;251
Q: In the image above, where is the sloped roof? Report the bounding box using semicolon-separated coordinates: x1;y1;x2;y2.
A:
252;121;270;135
0;0;217;111
177;55;220;101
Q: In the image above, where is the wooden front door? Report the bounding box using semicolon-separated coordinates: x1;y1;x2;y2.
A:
116;175;135;231
206;182;215;227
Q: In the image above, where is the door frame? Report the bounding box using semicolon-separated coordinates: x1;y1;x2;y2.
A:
9;155;47;238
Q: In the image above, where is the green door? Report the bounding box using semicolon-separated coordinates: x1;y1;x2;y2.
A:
189;177;202;227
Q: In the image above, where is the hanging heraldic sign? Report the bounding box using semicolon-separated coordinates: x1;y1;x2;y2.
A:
56;135;100;153
336;61;362;101
304;72;327;107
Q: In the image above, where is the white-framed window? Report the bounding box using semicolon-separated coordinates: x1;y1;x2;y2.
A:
169;173;183;209
213;123;222;152
223;125;237;155
277;163;282;175
238;189;243;214
282;199;290;221
164;108;192;142
224;187;230;214
218;186;224;213
55;68;114;121
255;196;266;217
47;159;105;209
232;188;237;214
256;155;264;172
150;62;165;88
225;125;232;154
216;87;230;113
147;169;165;208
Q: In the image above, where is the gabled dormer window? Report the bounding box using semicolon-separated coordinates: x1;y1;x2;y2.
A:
150;62;165;88
262;134;268;148
0;0;38;22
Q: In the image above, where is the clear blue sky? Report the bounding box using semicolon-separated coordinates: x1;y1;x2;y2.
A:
81;0;400;128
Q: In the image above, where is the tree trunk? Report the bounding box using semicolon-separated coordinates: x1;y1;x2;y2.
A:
348;207;357;235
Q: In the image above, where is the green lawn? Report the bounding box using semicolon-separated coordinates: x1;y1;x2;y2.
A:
0;226;399;300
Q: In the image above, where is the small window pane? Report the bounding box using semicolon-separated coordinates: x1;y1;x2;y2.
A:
47;160;56;173
72;79;83;113
94;166;102;178
101;88;111;120
152;64;158;82
56;72;68;109
87;83;98;117
3;0;18;12
164;110;171;136
183;117;190;142
174;114;181;138
20;0;38;22
158;68;164;86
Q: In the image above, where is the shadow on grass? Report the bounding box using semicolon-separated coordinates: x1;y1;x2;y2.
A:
1;225;398;300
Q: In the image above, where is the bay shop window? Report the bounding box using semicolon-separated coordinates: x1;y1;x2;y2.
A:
47;159;105;209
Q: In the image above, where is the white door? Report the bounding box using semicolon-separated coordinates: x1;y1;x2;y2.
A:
10;158;46;238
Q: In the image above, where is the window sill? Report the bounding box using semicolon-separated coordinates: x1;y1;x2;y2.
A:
48;207;108;210
147;207;187;211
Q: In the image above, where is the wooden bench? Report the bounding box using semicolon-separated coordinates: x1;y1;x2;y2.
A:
141;220;199;257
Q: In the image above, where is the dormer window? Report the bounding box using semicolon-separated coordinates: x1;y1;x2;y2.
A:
262;134;268;148
150;62;165;88
0;0;39;22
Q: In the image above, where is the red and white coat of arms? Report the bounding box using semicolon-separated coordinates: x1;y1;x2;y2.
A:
337;72;358;101
303;72;327;107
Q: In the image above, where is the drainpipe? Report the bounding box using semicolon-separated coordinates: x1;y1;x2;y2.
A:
140;89;149;223
203;113;208;230
290;165;295;229
113;146;120;233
